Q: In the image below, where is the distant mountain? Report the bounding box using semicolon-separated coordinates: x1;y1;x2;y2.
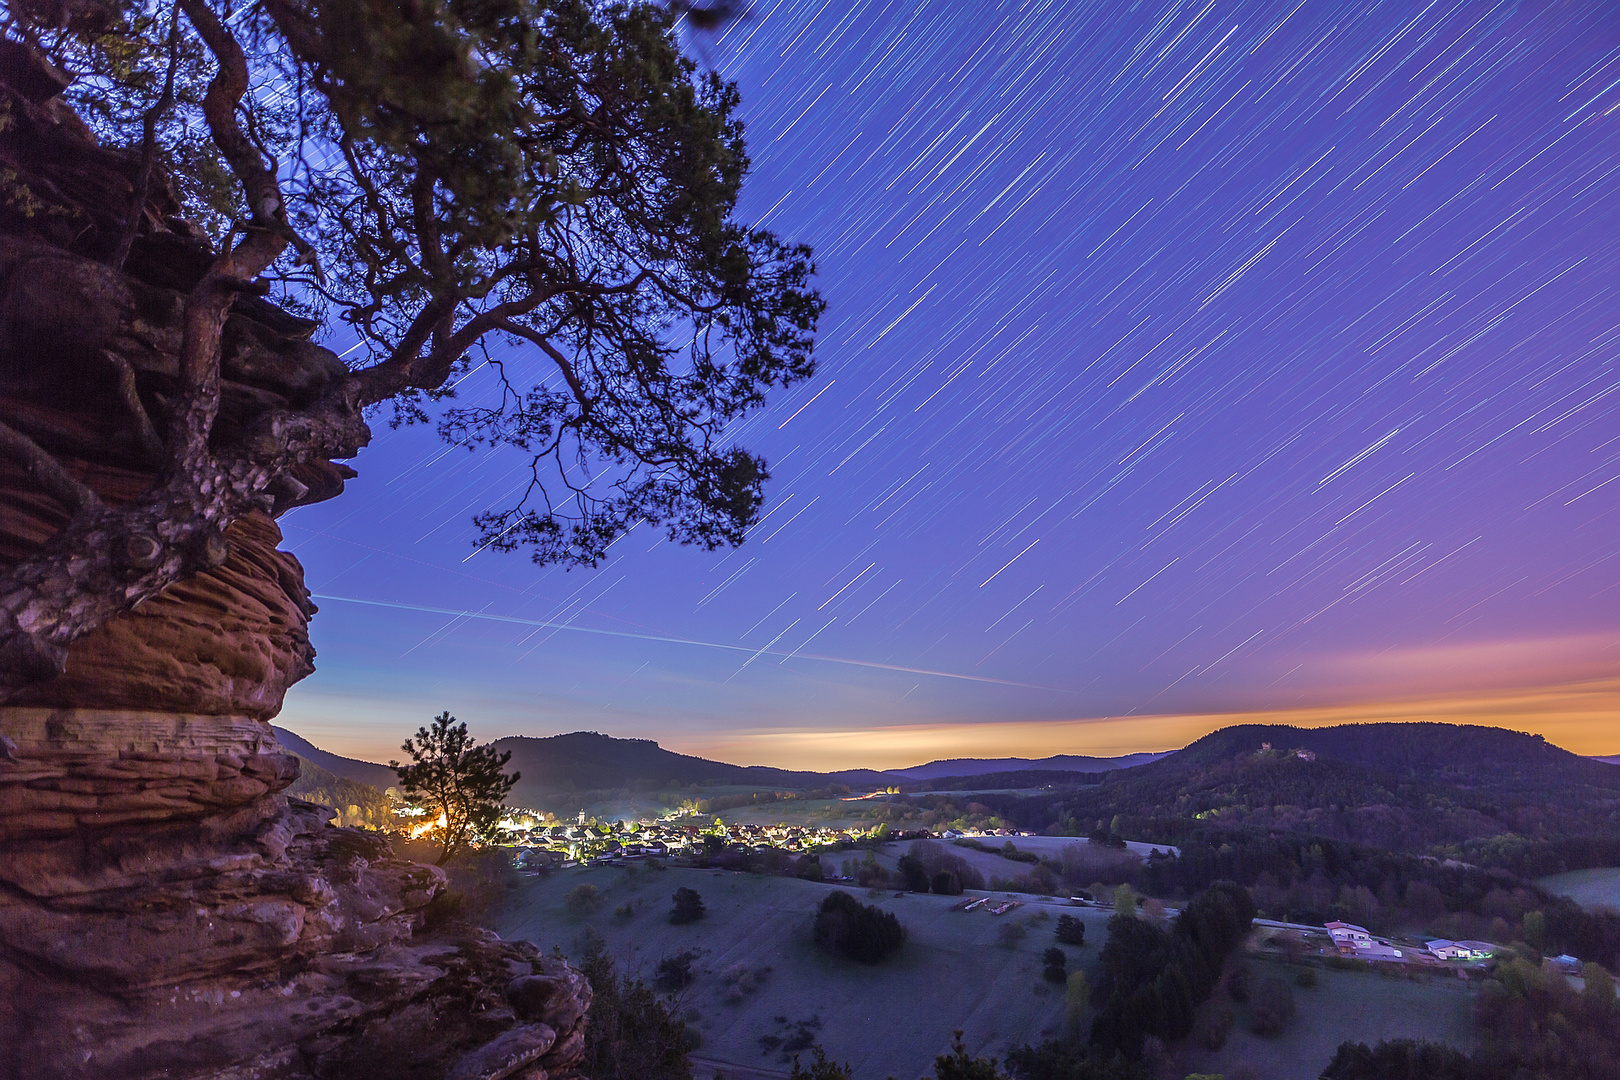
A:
272;726;399;791
491;731;894;806
885;752;1168;780
1594;756;1620;767
1029;722;1620;854
274;727;897;805
1157;721;1606;780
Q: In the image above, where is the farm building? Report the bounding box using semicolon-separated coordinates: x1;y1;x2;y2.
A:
1426;939;1497;960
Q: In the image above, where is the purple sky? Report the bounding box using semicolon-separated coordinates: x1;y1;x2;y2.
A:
278;0;1620;767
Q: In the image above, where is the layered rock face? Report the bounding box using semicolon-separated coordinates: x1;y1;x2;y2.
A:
0;44;589;1080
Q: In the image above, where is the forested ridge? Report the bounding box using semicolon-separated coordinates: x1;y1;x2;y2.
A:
1011;725;1620;853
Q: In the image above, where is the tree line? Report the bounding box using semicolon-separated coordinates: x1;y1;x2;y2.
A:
1087;881;1256;1059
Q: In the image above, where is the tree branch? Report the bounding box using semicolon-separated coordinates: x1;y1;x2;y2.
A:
0;421;101;514
110;2;182;271
494;318;591;412
101;350;166;463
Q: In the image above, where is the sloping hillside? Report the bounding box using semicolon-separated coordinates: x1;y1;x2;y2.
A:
886;751;1167;780
492;732;891;805
1162;722;1600;778
285;754;397;829
273;726;400;790
1028;722;1620;853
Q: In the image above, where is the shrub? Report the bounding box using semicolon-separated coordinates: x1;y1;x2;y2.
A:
1042;947;1068;984
670;887;705;924
813;891;905;964
613;903;635;922
1197;1005;1234;1050
1064;970;1089;1031
1005;1035;1149;1079
654;950;699;992
573;937;693;1080
934;1030;1004;1080
566;882;601;914
998;920;1029;948
789;1046;856;1080
1227;959;1252;1002
1294;964;1317;989
1054;914;1086;945
898;853;932;892
1001;842;1040;864
1249;976;1295;1037
423;886;466;930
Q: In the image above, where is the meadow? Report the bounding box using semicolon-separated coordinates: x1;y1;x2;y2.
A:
497;862;1487;1080
1178;958;1477;1080
870;836;1175;894
1537;867;1620;912
497;865;1107;1079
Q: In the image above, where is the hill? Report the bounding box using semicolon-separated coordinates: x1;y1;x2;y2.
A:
273;726;399;790
490;731;892;806
284;754;398;830
1022;722;1620;855
885;751;1167;780
1161;721;1604;779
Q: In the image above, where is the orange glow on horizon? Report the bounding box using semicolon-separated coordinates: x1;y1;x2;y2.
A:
671;675;1620;772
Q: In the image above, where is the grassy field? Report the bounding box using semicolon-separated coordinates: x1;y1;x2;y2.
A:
1177;958;1477;1080
872;837;1172;893
497;865;1110;1080
1537;867;1620;911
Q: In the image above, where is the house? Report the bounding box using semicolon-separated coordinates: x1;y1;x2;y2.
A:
1428;939;1497;960
1554;954;1583;974
1325;921;1372;951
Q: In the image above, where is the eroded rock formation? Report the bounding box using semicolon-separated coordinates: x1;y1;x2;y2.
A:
0;42;589;1080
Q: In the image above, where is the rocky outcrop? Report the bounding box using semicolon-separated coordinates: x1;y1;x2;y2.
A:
4;511;321;720
0;41;590;1080
0;793;591;1080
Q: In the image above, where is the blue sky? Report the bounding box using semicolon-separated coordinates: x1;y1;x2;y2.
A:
277;0;1620;767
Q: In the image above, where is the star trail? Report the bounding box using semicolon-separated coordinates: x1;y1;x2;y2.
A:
279;0;1620;768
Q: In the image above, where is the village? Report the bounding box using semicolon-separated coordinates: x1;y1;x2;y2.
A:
488;805;1595;979
496;806;924;867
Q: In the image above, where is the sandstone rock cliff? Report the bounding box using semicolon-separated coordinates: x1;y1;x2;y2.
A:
0;41;590;1080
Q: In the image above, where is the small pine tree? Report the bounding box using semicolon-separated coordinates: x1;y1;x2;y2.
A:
670;887;706;924
391;712;519;866
1065;970;1089;1030
789;1046;856;1080
933;1031;1005;1080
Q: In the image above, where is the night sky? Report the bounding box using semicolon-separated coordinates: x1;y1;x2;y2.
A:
278;0;1620;768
